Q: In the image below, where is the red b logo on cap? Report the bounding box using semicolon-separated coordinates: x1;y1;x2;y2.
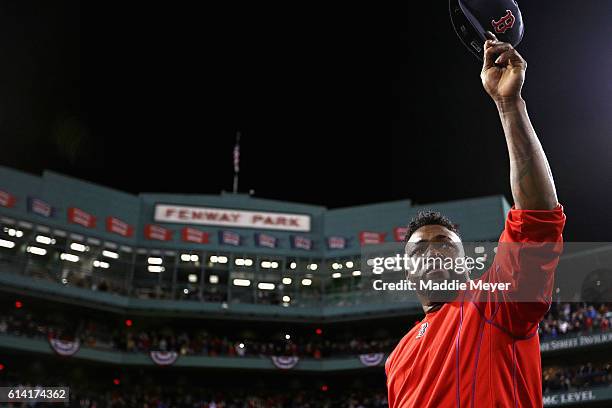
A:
492;10;516;34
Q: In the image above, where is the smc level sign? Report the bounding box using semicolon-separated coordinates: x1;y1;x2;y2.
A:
154;204;311;232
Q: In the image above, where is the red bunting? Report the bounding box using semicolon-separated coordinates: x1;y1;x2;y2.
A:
106;217;134;237
181;227;209;244
144;224;173;241
359;231;386;246
0;190;16;208
68;207;96;228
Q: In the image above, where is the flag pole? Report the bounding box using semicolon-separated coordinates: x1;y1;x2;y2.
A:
232;131;241;193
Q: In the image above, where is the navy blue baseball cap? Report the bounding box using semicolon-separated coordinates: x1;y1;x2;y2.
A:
449;0;525;61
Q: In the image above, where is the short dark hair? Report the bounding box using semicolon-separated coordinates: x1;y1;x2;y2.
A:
403;210;460;243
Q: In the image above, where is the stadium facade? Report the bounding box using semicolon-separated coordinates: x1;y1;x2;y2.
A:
0;165;610;407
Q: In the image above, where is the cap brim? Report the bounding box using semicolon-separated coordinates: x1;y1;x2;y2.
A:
449;0;485;62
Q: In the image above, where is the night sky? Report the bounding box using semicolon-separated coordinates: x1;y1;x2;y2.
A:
0;1;610;241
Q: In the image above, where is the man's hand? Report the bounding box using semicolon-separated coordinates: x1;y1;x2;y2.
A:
481;31;527;103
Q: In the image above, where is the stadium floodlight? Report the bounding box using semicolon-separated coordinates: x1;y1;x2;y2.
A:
285;334;291;340
61;278;68;284
289;262;297;269
190;254;199;262
332;272;341;279
233;278;251;287
239;343;245;349
244;258;253;266
147;265;164;273
102;250;119;259
282;277;292;285
35;235;54;245
235;258;245;266
217;256;228;264
282;295;291;302
147;257;163;265
0;239;15;249
93;260;109;269
261;261;271;268
210;255;218;263
27;246;47;256
270;261;279;269
332;263;340;270
180;254;191;262
188;274;198;283
60;253;79;263
308;263;318;271
209;274;219;284
475;246;485;254
7;228;23;238
346;261;354;268
257;282;275;290
70;243;88;252
301;278;312;286
352;270;362;276
183;288;189;294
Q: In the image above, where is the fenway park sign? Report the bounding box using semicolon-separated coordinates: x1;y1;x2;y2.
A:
154;204;311;232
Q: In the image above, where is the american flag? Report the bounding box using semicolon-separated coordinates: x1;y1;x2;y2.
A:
255;233;277;249
291;235;313;251
219;230;241;246
327;236;347;250
28;197;53;218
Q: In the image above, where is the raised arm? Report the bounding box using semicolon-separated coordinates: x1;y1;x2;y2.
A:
481;32;558;210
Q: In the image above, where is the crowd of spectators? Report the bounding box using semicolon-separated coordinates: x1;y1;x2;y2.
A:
543;362;612;393
2;302;612;360
0;312;396;358
0;378;389;408
68;389;390;408
539;303;611;339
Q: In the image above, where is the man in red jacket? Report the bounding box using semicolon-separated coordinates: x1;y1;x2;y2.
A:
385;33;565;407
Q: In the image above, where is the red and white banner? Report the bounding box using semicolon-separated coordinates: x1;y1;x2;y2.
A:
68;207;96;228
144;224;173;241
181;227;209;244
154;204;311;232
359;231;386;246
150;351;179;366
271;356;299;370
48;337;80;356
359;353;385;367
0;190;16;208
394;227;408;242
106;217;134;237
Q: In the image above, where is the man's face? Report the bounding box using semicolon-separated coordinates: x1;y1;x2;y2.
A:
404;224;467;305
